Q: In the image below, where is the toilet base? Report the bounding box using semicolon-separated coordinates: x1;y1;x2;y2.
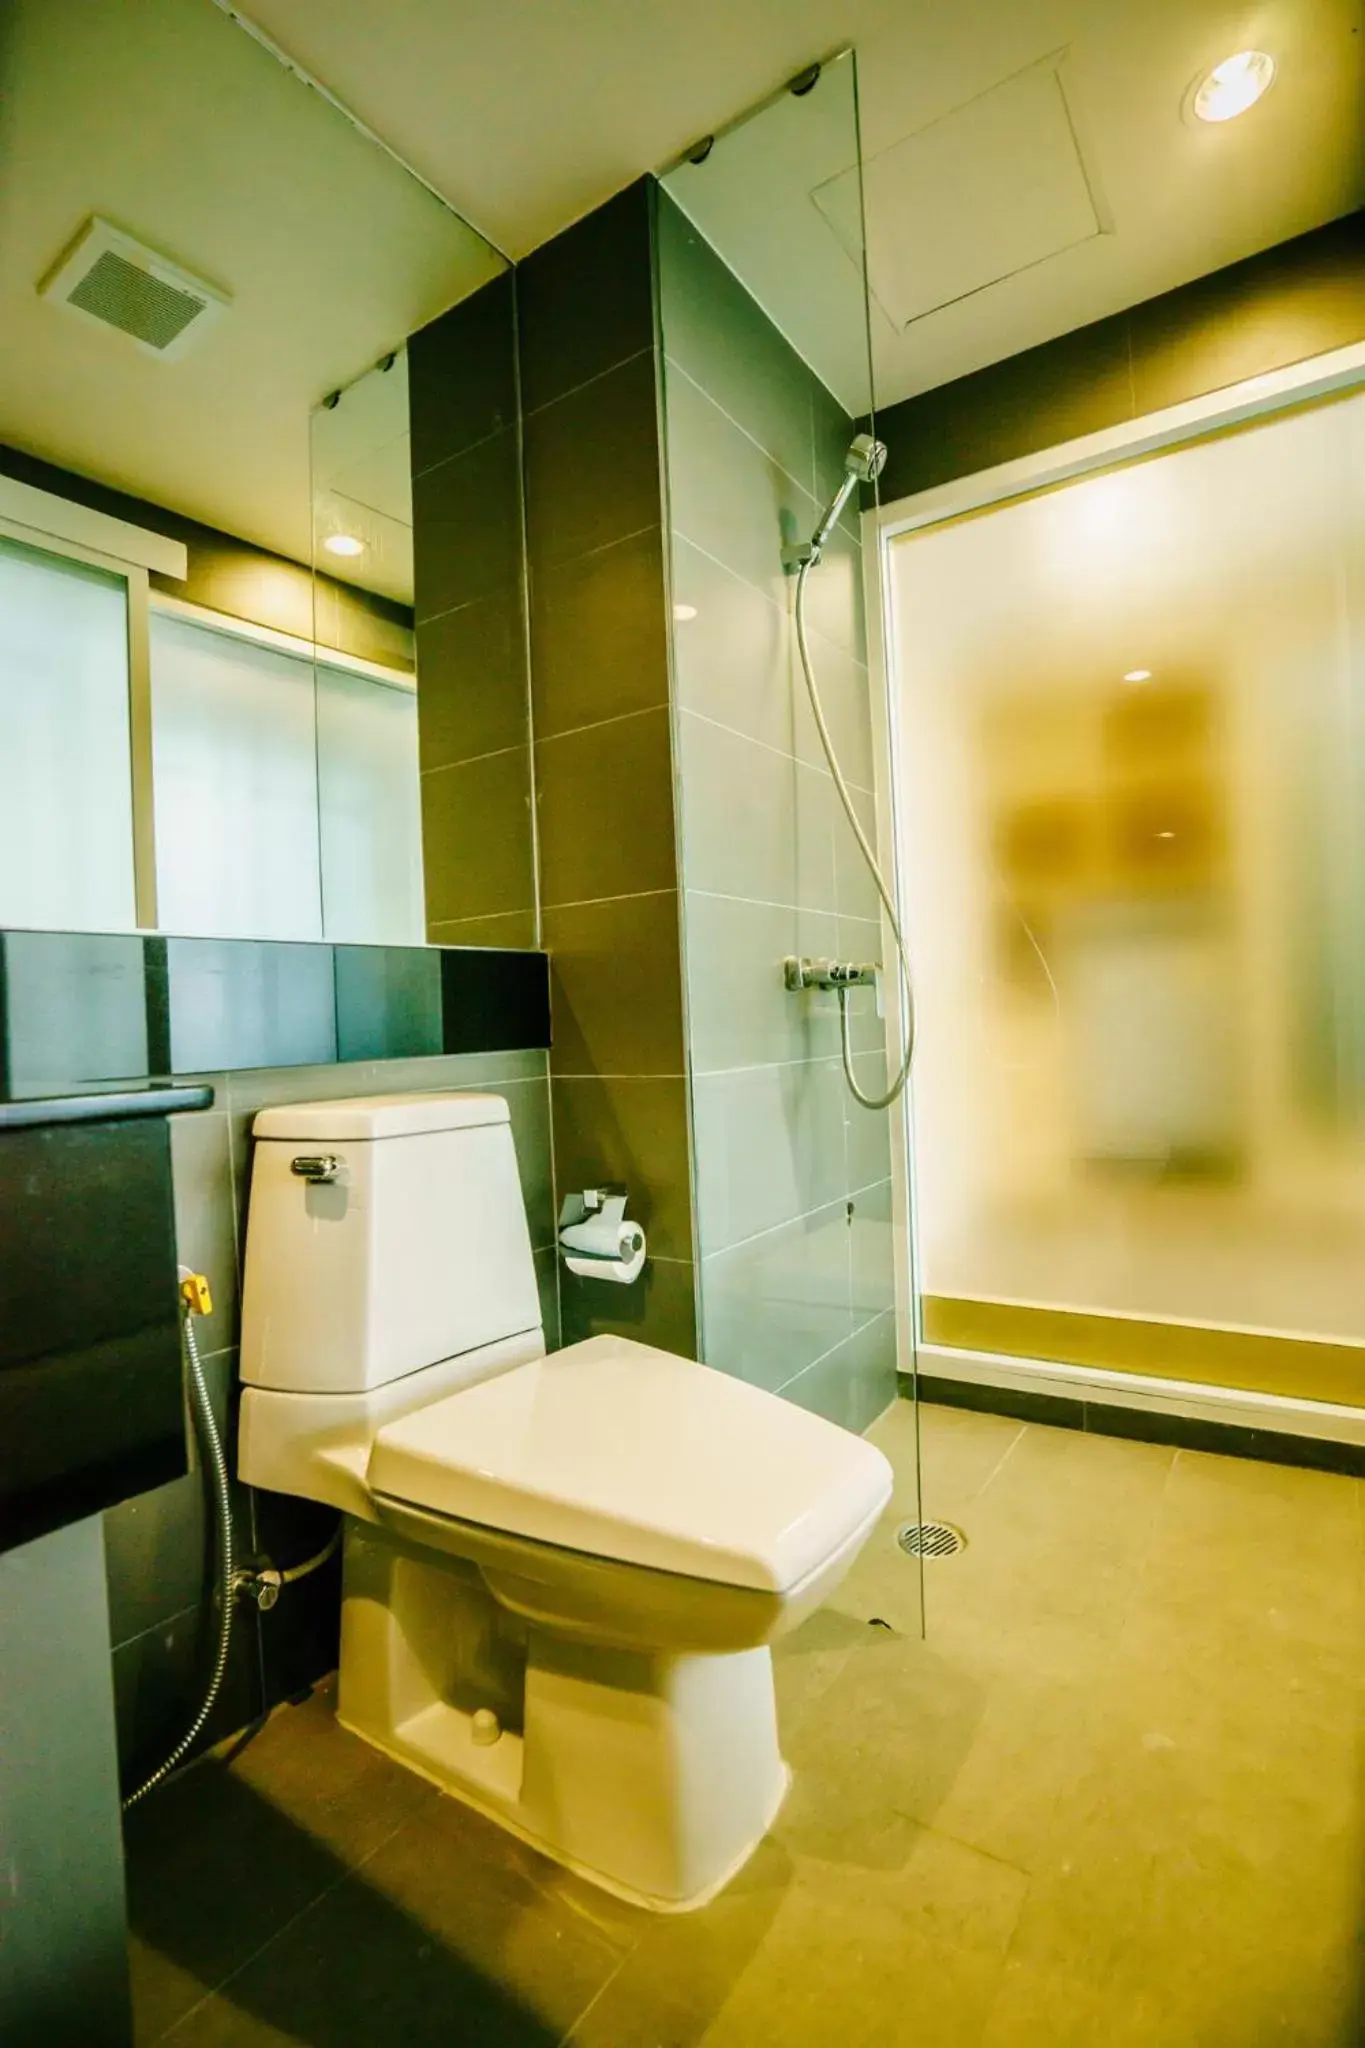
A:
336;1518;790;1912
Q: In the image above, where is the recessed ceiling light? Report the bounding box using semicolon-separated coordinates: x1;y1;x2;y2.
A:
1192;50;1276;124
672;602;698;622
323;533;365;558
1123;668;1153;683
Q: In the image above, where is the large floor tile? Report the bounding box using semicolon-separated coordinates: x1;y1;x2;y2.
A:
125;1688;435;2042
698;1831;1025;2048
123;1402;1365;2048
165;1794;625;2047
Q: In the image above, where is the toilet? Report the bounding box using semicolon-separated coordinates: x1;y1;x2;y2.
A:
238;1090;892;1911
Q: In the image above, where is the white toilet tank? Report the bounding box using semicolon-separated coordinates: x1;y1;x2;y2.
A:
241;1093;542;1395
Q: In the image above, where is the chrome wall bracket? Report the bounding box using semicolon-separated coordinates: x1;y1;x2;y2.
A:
783;956;880;993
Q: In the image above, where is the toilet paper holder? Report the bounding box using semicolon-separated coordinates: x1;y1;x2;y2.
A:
557;1184;644;1263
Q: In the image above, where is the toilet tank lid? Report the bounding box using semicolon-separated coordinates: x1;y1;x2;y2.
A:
253;1092;512;1141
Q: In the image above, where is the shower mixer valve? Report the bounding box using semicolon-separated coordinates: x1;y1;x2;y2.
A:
783;956;880;993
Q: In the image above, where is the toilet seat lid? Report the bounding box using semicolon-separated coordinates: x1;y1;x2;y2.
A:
367;1336;892;1593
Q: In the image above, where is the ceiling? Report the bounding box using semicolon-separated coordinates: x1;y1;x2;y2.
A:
2;0;1359;571
0;0;500;579
234;0;1365;407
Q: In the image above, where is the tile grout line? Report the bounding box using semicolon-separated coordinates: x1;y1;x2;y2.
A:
155;1789;433;2044
772;1306;897;1397
975;1418;1029;1500
421;738;531;777
522;342;656;423
681;717;877;831
411;411;516;485
670;526;866;651
701;1185;892;1266
688;887;881;913
542;885;677;912
680;703;877;797
535;702;670;749
558;1947;634;2047
664;356;834;511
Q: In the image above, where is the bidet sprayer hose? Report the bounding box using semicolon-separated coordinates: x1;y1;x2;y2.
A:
122;1298;234;1811
794;556;915;1110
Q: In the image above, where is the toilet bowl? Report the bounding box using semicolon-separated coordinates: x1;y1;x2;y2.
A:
238;1091;892;1911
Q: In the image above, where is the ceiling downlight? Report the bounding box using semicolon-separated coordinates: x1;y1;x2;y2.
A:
1190;50;1276;125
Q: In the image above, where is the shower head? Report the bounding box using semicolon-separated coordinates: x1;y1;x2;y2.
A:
845;432;888;485
795;432;889;567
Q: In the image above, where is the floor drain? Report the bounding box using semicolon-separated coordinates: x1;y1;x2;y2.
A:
896;1520;965;1559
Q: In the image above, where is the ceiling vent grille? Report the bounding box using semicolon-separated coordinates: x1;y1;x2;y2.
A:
40;218;229;359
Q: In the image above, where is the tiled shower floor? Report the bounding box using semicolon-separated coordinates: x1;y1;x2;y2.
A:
124;1401;1365;2045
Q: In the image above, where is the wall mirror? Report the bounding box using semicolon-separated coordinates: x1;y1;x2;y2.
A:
0;0;518;949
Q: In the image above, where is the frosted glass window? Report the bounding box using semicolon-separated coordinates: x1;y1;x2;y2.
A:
893;387;1365;1358
317;667;424;943
0;535;137;930
150;612;323;939
150;609;423;944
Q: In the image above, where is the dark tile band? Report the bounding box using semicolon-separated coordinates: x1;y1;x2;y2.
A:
0;929;550;1098
903;1372;1365;1478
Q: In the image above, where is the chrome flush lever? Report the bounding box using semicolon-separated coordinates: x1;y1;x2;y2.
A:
290;1154;343;1184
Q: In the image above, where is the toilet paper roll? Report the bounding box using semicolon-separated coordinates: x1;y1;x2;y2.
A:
559;1210;641;1261
564;1240;647;1286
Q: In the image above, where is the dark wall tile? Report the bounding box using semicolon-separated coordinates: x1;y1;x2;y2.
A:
0;1517;133;2040
517;179;655;414
0;1117;185;1552
876;313;1133;501
421;752;535;924
915;1373;1086;1433
535;1244;561;1350
657;188;818;492
412;426;524;626
1130;212;1365;415
167;1112;239;1353
162;940;337;1073
535;707;677;907
875;211;1365;502
334;948;443;1061
560;1252;697;1356
253;1491;343;1712
1;930;149;1097
427;911;539;949
103;1470;206;1649
545;891;684;1077
1081;1400;1365;1476
409;270;517;476
530;526;669;739
112;1597;259;1780
523;351;663;571
416;588;530;773
550;1072;693;1262
439;948;551;1054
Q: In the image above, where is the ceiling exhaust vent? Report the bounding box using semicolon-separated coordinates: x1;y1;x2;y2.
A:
40;218;229;359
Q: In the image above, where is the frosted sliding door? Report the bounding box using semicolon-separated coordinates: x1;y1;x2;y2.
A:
0;535;137;931
893;386;1365;1401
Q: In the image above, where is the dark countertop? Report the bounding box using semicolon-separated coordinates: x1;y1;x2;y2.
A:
0;1084;214;1130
